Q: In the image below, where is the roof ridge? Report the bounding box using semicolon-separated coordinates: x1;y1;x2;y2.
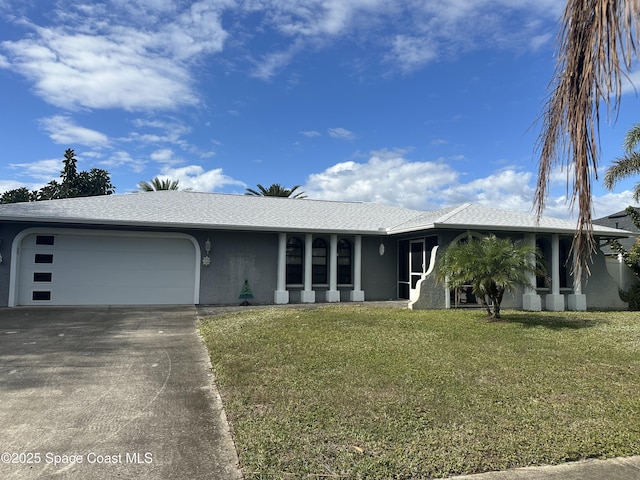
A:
434;203;471;224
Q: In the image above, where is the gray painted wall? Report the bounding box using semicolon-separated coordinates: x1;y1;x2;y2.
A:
362;236;397;300
195;230;277;305
584;247;628;310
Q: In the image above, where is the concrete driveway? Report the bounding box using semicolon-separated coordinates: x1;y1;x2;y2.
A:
0;306;242;480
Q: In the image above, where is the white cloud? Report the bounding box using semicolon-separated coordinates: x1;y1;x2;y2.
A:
302;151;621;218
592;191;637;219
250;41;303;80
328;127;355;140
0;1;229;111
8;158;62;182
150;149;181;165
40;115;109;147
158;165;245;192
300;130;321;137
438;168;536;212
389;35;438;73
304;149;459;209
99;150;146;173
622;70;640;96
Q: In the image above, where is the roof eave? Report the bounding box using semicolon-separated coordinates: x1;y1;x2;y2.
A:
0;216;382;235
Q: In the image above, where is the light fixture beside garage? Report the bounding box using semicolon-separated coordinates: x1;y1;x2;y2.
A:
202;238;212;266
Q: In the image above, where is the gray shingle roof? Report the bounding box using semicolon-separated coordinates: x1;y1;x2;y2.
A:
0;191;631;237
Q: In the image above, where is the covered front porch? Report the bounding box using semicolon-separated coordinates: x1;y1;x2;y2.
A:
273;232;366;304
405;232;621;312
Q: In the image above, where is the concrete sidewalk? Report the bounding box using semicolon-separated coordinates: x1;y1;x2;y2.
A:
449;455;640;479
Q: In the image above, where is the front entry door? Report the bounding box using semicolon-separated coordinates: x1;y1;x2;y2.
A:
409;240;425;296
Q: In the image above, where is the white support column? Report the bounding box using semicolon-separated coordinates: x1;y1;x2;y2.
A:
274;233;289;304
301;234;315;303
567;249;587;311
349;235;365;302
326;234;340;302
545;234;565;311
522;233;541;311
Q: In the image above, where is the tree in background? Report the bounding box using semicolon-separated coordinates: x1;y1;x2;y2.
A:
436;235;543;319
604;123;640;200
0;187;36;204
0;148;115;203
245;183;306;198
138;177;180;191
536;0;640;274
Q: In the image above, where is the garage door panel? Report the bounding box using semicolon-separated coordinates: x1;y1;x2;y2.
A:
41;286;195;305
36;268;195;288
18;232;197;306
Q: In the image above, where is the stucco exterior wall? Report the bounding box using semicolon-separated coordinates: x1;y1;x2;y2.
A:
195;230;277;305
584;247;628;310
361;236;398;300
0;223;24;307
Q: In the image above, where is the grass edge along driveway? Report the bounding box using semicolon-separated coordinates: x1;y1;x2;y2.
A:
199;307;640;479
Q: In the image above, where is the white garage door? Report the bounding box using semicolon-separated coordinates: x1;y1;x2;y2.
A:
16;231;198;306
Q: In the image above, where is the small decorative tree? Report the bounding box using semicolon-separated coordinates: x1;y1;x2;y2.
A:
239;280;254;306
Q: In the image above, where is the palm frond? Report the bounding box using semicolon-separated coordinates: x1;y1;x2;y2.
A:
623;122;640;152
535;0;640;275
603;152;640;190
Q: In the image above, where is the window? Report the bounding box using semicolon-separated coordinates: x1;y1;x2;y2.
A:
312;239;328;284
337;239;352;284
35;235;55;246
286;237;303;285
34;254;54;264
32;291;51;301
33;272;52;282
536;239;550;289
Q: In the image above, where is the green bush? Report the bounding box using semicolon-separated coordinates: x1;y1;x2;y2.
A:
620;283;640;310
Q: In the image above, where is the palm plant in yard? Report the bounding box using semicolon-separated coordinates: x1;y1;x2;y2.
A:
436;234;543;319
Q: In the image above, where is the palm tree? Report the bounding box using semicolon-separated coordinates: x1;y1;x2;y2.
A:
138;177;180;192
536;0;640;274
436;235;543;319
244;183;306;198
604;123;640;200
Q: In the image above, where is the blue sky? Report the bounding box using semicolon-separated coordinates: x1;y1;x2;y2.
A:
1;0;640;219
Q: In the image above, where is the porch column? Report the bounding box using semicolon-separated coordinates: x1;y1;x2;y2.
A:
567;249;587;310
301;234;315;303
545;234;565;311
522;233;541;311
274;233;289;304
350;235;365;302
326;234;340;302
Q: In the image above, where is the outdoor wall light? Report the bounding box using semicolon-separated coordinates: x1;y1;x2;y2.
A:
202;238;212;266
378;227;386;256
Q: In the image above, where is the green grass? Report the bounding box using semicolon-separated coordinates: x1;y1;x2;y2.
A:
199;307;640;479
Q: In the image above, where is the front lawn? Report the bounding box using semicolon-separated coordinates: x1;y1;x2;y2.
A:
199;307;640;479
